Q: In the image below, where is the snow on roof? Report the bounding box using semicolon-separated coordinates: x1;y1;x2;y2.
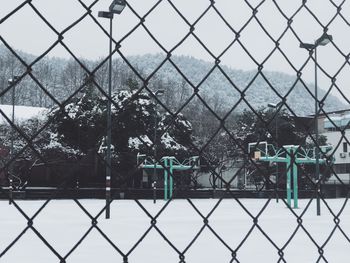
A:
0;104;48;124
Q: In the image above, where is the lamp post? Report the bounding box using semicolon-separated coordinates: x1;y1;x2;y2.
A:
267;102;283;203
300;33;333;216
8;76;19;204
8;76;20;135
98;0;126;219
152;89;165;204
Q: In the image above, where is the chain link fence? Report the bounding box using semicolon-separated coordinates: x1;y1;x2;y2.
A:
0;0;350;262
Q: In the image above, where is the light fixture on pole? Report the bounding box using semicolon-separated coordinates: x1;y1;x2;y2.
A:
152;89;165;204
8;76;20;128
267;101;283;203
98;0;126;219
109;0;126;14
315;33;333;46
300;32;333;216
299;33;333;50
267;102;283;109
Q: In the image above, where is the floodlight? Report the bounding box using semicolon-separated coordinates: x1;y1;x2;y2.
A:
155;89;165;96
109;0;126;14
267;102;283;109
299;42;315;50
299;32;333;216
98;11;113;19
315;33;333;46
98;0;126;219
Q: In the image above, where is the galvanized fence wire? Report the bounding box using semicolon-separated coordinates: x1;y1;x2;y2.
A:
0;0;350;262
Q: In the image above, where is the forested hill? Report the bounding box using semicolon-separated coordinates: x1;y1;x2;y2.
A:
0;46;346;116
127;54;346;116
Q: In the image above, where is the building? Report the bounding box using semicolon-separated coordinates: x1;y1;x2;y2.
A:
318;109;350;185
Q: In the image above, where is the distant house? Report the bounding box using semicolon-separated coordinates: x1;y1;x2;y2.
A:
317;109;350;184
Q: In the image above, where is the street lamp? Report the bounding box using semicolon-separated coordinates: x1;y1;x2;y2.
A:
8;76;20;128
98;0;126;219
8;75;19;204
152;89;165;204
300;32;333;216
109;0;127;14
268;101;283;203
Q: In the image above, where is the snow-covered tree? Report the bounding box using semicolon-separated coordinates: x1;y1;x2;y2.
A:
51;75;105;154
49;76;195;183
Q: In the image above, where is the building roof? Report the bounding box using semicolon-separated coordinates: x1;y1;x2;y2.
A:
309;108;350;117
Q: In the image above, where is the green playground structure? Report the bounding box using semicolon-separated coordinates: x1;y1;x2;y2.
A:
248;142;333;209
137;154;200;200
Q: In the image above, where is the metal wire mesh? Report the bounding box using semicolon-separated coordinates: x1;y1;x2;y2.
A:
0;0;350;262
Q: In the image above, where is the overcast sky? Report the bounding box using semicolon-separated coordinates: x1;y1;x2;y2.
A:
1;0;350;101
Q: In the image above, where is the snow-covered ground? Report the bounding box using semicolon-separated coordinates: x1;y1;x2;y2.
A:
0;105;47;124
1;199;349;262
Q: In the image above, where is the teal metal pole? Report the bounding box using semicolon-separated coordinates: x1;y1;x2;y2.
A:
139;156;200;201
292;147;298;209
164;158;168;201
286;148;292;207
169;158;173;199
255;144;331;209
293;155;298;209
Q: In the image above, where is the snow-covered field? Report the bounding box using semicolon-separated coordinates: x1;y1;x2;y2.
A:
1;199;350;263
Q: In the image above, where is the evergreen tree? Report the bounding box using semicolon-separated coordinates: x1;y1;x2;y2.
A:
49;76;195;183
51;74;105;153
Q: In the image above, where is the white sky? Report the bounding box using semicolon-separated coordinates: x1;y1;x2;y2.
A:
1;0;350;101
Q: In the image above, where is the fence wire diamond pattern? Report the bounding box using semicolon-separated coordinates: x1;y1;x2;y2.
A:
0;0;350;262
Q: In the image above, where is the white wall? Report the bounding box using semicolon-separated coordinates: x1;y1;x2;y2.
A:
322;129;350;184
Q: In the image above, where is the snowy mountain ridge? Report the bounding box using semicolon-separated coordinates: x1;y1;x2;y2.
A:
0;45;346;116
127;53;346;116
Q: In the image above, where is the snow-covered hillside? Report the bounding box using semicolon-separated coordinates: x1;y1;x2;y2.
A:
127;54;346;116
1;45;346;116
